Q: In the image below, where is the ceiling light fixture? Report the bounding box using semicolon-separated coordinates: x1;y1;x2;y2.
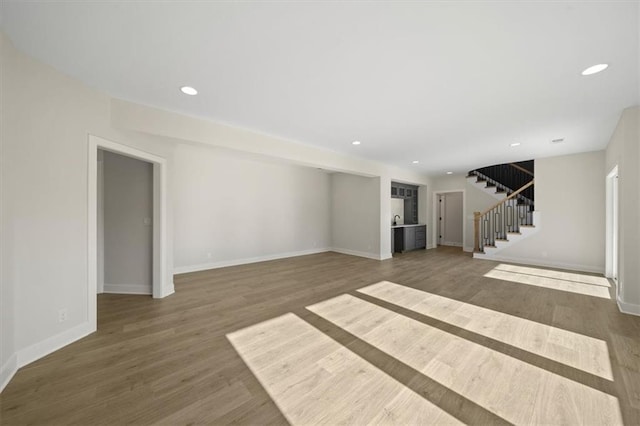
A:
446;171;453;175
510;142;521;147
180;86;198;95
412;160;419;164
581;64;608;76
351;141;361;145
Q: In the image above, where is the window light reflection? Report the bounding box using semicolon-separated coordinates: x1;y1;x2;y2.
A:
358;281;613;380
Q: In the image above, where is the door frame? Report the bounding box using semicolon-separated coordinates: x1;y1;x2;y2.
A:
87;135;171;331
432;189;466;249
605;165;619;296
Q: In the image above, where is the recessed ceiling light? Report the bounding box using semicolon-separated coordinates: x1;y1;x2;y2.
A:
180;86;198;95
581;64;608;76
510;142;521;147
412;160;419;164
551;138;565;144
446;171;453;175
351;141;361;145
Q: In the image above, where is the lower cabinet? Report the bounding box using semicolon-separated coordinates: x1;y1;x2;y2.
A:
394;225;427;253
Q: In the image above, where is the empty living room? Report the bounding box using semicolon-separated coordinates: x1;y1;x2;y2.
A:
1;1;639;425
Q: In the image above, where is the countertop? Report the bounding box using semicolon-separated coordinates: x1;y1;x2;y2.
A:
391;223;426;229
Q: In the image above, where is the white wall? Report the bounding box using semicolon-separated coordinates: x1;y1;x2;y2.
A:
0;31;432;390
498;151;606;272
390;199;405;225
331;173;381;259
102;150;153;293
173;143;331;272
0;34;16;389
0;33;176;387
606;106;640;314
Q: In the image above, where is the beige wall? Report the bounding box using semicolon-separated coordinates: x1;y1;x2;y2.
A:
331;173;381;259
606;106;640;312
0;32;177;378
173;143;331;271
0;33;16;389
498;151;606;273
0;32;433;389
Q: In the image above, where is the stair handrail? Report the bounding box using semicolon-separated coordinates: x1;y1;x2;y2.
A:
473;180;535;253
509;162;534;177
468;169;534;205
479;180;534;216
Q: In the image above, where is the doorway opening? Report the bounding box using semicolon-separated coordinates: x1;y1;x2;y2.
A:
435;191;464;248
605;165;619;299
88;135;171;332
98;149;153;295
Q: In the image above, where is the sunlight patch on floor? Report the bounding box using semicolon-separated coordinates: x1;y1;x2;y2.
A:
227;313;462;425
357;281;613;380
307;294;622;425
484;264;612;299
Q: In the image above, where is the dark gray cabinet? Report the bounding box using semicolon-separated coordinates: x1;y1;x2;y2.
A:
391;182;419;224
393;225;427;253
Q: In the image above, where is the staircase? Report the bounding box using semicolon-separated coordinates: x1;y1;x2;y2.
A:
467;162;540;259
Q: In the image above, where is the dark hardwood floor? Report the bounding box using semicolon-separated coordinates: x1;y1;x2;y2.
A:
1;247;639;424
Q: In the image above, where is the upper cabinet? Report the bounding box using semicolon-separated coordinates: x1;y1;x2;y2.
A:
391;182;419;223
391;182;418;200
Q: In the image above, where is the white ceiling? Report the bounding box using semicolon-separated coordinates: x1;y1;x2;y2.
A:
2;1;639;175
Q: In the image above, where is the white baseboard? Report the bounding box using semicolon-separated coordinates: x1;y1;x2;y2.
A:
442;241;463;247
330;248;387;261
473;253;604;275
17;321;94;369
0;353;17;393
103;283;152;295
617;297;640;316
174;248;331;274
159;284;175;299
463;246;474;253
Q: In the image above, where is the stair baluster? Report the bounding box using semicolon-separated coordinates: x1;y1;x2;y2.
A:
474;180;535;253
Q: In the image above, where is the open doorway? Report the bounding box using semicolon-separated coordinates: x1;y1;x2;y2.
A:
605;165;619;298
437;192;464;247
88;135;171;333
98;149;153;295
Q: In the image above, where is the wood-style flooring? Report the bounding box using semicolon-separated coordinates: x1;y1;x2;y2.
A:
1;247;639;425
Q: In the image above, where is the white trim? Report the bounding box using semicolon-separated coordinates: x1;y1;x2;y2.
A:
463;246;474;253
0;353;17;393
174;248;331;274
17;322;93;369
432;189;466;251
88;135;173;305
617;297;640;316
605;166;619;296
441;241;463;247
473;253;604;275
331;248;390;261
103;284;152;295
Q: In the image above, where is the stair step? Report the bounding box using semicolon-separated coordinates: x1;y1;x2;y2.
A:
476;178;486;182
507;232;522;235
496;238;509;242
485;244;497;248
520;225;535;228
485;183;496;188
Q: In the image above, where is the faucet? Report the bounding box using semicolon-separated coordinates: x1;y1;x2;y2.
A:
393;215;400;226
